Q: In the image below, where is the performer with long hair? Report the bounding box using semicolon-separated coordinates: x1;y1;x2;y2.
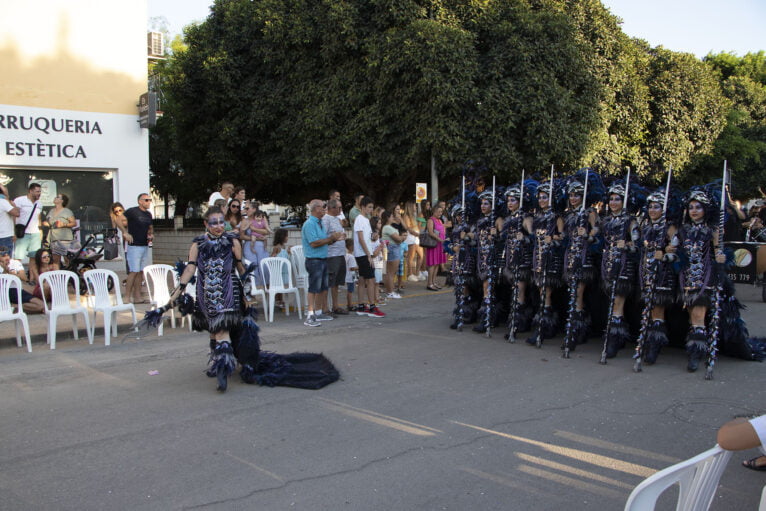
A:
527;178;564;347
634;185;679;367
678;188;727;372
502;182;534;341
449;204;474;330
562;171;600;355
473;190;503;334
599;177;640;361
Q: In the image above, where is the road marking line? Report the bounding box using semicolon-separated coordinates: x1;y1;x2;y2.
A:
517;464;625;499
225;452;284;482
515;452;634;489
451;421;655;477
317;398;441;436
554;430;681;464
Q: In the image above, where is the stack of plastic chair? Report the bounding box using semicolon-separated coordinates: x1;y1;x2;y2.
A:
260;257;302;322
143;264;177;336
39;270;93;349
288;244;309;314
84;269;136;346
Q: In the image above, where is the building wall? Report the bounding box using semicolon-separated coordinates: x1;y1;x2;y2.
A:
0;0;150;214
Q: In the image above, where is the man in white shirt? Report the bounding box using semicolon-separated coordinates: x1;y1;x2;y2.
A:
0;183;19;248
329;189;348;228
353;197;384;318
208;181;234;206
13;182;42;269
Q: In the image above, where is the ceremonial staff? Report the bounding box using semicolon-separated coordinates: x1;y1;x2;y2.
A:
506;170;524;343
705;161;727;380
563;168;588;358
633;167;672;372
533;164;555;348
600;167;630;364
484;175;496;337
454;174;466;331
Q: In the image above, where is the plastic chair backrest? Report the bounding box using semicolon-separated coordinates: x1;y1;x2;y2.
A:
84;269;121;308
290;245;307;276
40;270;78;311
144;264;176;304
624;445;732;511
261;257;293;290
0;274;23;315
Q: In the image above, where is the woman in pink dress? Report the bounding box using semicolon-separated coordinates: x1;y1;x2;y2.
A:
425;204;447;291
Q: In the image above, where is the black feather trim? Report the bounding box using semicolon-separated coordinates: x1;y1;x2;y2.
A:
605;316;630;358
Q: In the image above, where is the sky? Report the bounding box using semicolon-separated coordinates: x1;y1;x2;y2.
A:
148;0;765;58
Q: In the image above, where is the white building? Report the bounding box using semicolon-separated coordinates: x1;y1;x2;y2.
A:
0;0;150;239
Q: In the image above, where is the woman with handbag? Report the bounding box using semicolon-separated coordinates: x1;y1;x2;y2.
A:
43;193;77;266
425;203;447;291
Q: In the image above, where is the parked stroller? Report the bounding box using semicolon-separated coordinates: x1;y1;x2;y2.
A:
62;228;118;294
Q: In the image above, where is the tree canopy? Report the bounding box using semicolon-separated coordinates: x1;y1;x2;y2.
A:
150;0;757;209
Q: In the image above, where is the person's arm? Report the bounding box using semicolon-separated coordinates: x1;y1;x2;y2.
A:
427;218;438;240
173;244;199;300
717;417;762;451
356;230;370;257
232;239;246;275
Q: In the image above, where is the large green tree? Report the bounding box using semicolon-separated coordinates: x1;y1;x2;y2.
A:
162;0;603;206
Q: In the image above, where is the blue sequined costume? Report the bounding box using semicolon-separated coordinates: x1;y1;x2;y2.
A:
192;232;245;334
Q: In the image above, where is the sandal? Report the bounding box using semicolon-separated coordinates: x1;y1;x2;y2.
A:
743;456;766;471
426;285;439;291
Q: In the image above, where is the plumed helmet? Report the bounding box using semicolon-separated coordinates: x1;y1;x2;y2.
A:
686;189;711;207
478;190;493;203
646;191;665;207
608;182;626;198
537;182;552;196
450;204;464;218
567;180;584;196
504;185;522;199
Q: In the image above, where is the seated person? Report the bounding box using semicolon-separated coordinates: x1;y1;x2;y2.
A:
0;246;43;313
717;414;766;471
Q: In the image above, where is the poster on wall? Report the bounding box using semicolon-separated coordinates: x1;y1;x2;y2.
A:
416;183;427;203
35;179;57;206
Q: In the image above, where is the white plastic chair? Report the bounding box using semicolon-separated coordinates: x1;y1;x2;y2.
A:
260;257;302;322
84;269;136;346
289;245;309;313
624;445;732;511
0;274;32;352
143;264;177;335
39;270;93;350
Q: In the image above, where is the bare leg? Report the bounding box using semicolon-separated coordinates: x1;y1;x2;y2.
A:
126;271;143;302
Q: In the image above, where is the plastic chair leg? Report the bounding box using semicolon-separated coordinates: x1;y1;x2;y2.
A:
49;314;57;350
20;316;31;353
111;311;119;337
82;311;93;344
71;314;79;340
295;291;302;319
268;292;276;322
103;311;112;346
15;320;21;347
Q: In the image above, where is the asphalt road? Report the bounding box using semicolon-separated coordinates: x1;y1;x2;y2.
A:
1;284;765;510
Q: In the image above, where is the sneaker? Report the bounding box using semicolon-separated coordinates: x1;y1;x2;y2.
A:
304;315;321;327
315;313;334;321
356;305;370;316
417;273;427;281
367;306;386;318
407;275;419;282
388;292;402;299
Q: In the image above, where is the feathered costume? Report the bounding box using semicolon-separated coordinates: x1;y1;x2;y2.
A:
502;183;535;336
149;232;340;392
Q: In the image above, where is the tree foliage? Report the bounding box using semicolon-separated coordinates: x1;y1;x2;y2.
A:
149;0;747;209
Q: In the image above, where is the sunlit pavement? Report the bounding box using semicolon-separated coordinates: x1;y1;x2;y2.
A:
0;281;764;510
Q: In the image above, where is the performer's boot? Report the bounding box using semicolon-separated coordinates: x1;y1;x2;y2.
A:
643;319;668;365
605;315;629;358
685;325;707;372
526;306;556;345
563;309;588;352
472;306;487;333
516;302;533;333
206;340;237;392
